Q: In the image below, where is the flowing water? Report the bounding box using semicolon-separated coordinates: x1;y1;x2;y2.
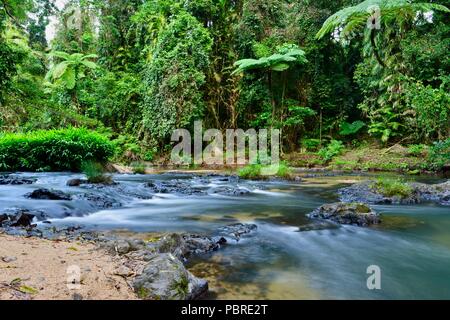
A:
1;172;449;299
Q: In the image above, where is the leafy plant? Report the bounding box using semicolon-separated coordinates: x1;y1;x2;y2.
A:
46;51;98;90
428;138;450;171
317;140;345;162
339;121;365;136
407;144;426;156
301;139;322;152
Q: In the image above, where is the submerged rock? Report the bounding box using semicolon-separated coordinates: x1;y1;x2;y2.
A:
209;186;251;196
307;202;381;227
298;220;341;232
77;193;122;209
145;180;207;196
25;188;72;201
132;253;208;300
218;223;258;241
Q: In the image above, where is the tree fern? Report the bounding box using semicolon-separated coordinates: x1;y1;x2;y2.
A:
317;0;449;40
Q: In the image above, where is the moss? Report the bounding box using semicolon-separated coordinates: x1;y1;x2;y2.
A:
136;286;150;299
355;203;371;213
171;274;189;299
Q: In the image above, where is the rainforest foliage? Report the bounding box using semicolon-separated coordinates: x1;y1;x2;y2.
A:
0;0;449;169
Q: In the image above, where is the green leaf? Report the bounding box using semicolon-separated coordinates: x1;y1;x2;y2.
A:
81;60;98;69
19;285;39;295
62;67;76;90
271;63;290;72
49;51;71;60
51;62;69;80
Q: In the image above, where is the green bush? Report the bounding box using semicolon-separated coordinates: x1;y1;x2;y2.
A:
0;128;115;172
238;164;263;179
428;138;450;170
238;161;292;179
317;140;345;162
407;144;426;156
131;162;146;174
301;139;321;151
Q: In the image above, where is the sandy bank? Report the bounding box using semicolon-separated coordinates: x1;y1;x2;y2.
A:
0;233;136;300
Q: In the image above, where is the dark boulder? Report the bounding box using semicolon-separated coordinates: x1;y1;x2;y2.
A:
307;202;381;227
25;188;72;200
0;210;36;228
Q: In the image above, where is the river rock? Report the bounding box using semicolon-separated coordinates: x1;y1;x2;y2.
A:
210;186;251;196
410;181;450;206
0;175;36;185
218;223;258;241
145;180;206;196
338;182;420;205
158;233;225;260
0;210;36;228
339;180;450;206
25;188;72;201
78;193;122;209
67;179;87;187
132;253;208;300
307;202;381;227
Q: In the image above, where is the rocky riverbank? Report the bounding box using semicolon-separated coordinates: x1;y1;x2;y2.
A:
0;221;257;300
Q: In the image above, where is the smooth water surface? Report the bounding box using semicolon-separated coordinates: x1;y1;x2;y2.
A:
1;172;449;299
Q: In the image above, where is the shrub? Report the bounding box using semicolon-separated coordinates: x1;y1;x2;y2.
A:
0;128;114;172
428;138;450;171
317;140;345;162
407;144;426;156
238;161;292;179
373;178;413;198
238;164;263;179
301;138;321;151
132;162;146;174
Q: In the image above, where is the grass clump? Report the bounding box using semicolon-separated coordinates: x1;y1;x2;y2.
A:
131;162;146;174
238;161;292;179
238;164;263;179
372;178;413;198
0;128;114;172
81;161;113;184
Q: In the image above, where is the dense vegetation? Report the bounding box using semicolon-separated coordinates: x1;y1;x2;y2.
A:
0;128;114;171
0;0;449;172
